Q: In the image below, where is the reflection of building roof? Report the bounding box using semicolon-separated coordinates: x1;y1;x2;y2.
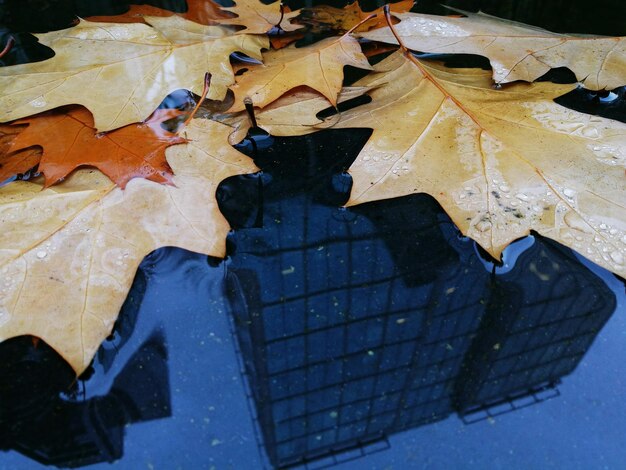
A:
228;193;616;469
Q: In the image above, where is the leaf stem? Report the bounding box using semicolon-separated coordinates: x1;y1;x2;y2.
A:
277;2;285;29
382;5;406;51
244;96;258;129
182;72;211;128
0;36;15;59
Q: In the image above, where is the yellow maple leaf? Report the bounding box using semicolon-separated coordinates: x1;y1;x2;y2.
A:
0;16;267;132
228;35;372;112
328;51;625;276
362;10;626;90
218;0;302;34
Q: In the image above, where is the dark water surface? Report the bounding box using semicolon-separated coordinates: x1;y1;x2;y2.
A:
1;1;625;469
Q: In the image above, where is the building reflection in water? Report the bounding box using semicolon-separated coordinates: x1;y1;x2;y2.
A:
225;130;617;468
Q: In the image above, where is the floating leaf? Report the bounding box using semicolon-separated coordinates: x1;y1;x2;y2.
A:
0;16;267;131
325;51;626;276
86;0;232;25
362;10;626;90
228;35;372;112
3;107;187;188
218;0;302;34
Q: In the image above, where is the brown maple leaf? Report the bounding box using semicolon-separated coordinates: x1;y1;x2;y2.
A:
86;0;232;24
2;106;187;188
0;122;41;183
0;122;26;157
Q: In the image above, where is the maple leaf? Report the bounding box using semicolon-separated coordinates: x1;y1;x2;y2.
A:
299;0;414;33
361;10;626;90
0;123;24;154
2;106;186;188
0;122;41;184
0;16;267;131
0;118;258;374
228;35;372;112
217;0;302;34
0;150;41;185
86;0;232;25
313;51;625;277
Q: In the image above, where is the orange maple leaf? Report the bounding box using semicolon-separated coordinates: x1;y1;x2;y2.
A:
1;107;187;188
0;122;41;183
86;0;232;25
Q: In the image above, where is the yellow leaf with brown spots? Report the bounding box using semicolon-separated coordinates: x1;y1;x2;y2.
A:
274;51;626;276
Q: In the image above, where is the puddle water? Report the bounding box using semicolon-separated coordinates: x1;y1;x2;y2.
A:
1;1;625;469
